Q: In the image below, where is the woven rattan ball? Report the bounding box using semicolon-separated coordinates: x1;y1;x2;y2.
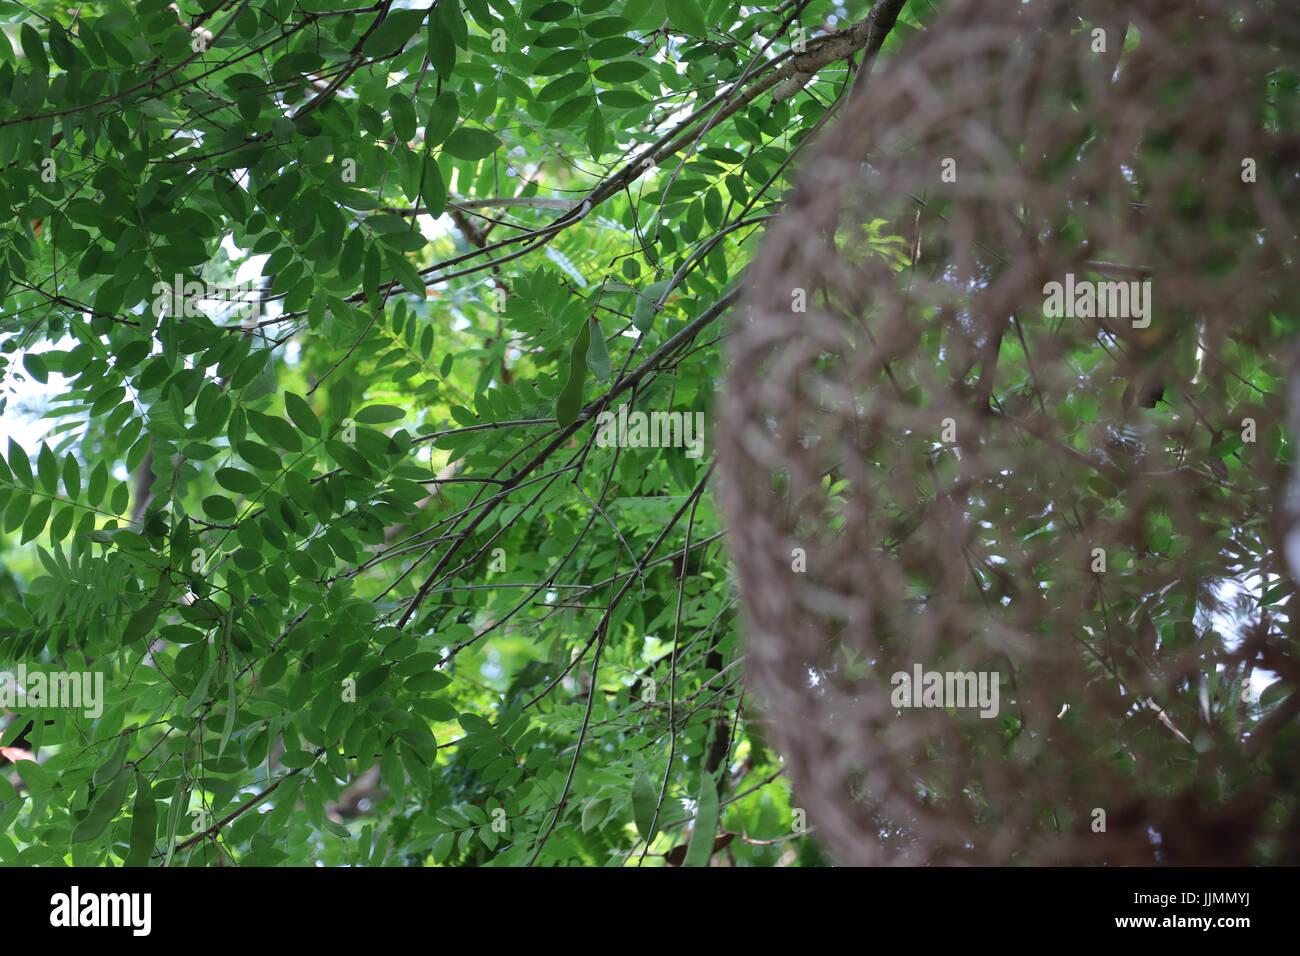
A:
719;0;1299;864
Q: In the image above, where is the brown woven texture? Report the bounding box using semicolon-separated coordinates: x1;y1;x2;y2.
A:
719;0;1300;864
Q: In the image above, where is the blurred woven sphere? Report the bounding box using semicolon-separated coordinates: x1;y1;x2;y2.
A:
719;0;1300;865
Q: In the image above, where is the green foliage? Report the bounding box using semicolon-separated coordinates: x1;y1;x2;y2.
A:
0;0;860;866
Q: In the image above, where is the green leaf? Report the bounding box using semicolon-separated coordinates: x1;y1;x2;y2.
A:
362;7;428;57
381;745;404;804
663;0;708;37
6;439;31;487
36;442;57;495
385;249;427;297
424;91;459;145
216;467;261;496
62;453;81;498
531;2;573;22
683;771;719;866
19;24;47;76
22;351;47;383
339;228;365;280
631;771;659;842
534;48;583;75
633;279;671;332
586;107;606;161
237;440;282;471
49;504;74;542
261;652;288;686
581;797;609;832
357;664;391;697
164;776;188;866
47;24;75;71
389;90;417;142
93;732;131;788
247;409;303;451
71;770;132;844
124;771;157;867
1260;580;1290;606
442;128;501;161
355;404;404;423
458;712;494;734
593;60;649;83
123;603;162;645
95;23;135;66
537;74;586;103
427;10;456;79
585;16;631;38
20;498;50;543
586;317;612;380
1260;679;1288;707
87;461;107;507
555;315;591;427
219;652;238;757
203;495;237;521
284;391;322;438
423;154;448;217
184;658;218;716
1211;434;1245;459
14;760;51;794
